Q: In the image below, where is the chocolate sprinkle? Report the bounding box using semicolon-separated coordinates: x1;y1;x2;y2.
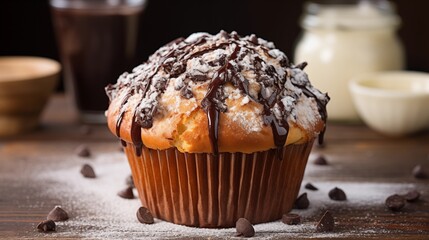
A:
294;193;310;209
75;145;91;158
313;155;328;165
117;186;135;199
328;187;347;201
385;194;406;211
316;210;334;232
412;165;428;179
47;206;69;221
235;218;255;237
80;164;96;178
136;207;154;224
403;190;420;202
282;213;301;225
304;183;318;191
37;220;56;232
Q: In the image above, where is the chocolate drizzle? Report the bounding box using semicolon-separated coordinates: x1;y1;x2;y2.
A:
301;87;329;144
106;31;330;155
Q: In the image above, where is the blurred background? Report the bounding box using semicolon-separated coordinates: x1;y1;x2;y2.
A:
0;0;428;92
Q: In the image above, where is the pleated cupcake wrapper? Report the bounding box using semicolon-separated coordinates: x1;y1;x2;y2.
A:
124;140;314;228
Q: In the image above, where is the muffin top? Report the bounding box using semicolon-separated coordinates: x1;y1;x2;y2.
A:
106;31;329;154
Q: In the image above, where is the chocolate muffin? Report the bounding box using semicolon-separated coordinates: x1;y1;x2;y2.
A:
105;31;329;227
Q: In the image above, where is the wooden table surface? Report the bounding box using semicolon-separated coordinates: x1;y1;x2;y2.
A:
0;95;428;239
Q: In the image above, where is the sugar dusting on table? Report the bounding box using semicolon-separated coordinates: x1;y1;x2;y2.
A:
36;149;416;239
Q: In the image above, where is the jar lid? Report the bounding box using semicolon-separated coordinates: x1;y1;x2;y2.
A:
49;0;147;10
301;0;400;30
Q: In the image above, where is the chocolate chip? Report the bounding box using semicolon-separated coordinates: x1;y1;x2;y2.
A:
37;220;56;232
295;62;308;70
80;164;96;178
188;73;208;82
170;62;186;78
313;155;328;165
117;186;135;199
126;174;135;188
304;183;318;191
403;190;420;202
265;65;277;76
282;213;301;225
248;34;258;45
79;125;92;135
385;194;406;211
180;85;194;99
219;30;230;39
316;210;334;232
253;57;263;70
329;187;347;201
412;165;428;179
235;218;255;237
218;54;227;66
136;207;154;224
47;206;69;221
279;57;290;67
230;31;240;40
75;145;91;158
294;193;310;209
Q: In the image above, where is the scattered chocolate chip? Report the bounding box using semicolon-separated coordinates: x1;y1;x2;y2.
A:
75;145;91;158
294;193;310;209
385;194;406;211
79;125;92;135
329;187;347;201
80;164;96;178
403;190;420;202
117;186;135;199
412;165;428;179
136;207;154;224
316;210;334;232
313;155;328;165
235;218;255;238
126;175;135;188
37;220;56;232
282;213;301;225
47;206;69;221
305;183;318;191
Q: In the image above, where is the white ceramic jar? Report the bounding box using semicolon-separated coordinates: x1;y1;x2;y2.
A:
294;0;405;122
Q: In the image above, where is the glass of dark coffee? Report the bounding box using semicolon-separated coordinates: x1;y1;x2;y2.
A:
50;0;146;123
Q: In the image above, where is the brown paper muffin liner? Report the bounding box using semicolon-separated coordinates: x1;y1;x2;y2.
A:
123;140;314;228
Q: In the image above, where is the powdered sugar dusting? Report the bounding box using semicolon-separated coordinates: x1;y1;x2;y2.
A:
105;31;329;139
33;147;419;239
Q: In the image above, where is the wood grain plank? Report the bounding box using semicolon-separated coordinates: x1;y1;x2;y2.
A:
0;95;428;239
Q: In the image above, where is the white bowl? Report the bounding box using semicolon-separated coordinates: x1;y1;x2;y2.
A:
0;56;60;137
349;71;429;136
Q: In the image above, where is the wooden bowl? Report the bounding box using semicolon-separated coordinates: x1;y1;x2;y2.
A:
0;56;60;137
